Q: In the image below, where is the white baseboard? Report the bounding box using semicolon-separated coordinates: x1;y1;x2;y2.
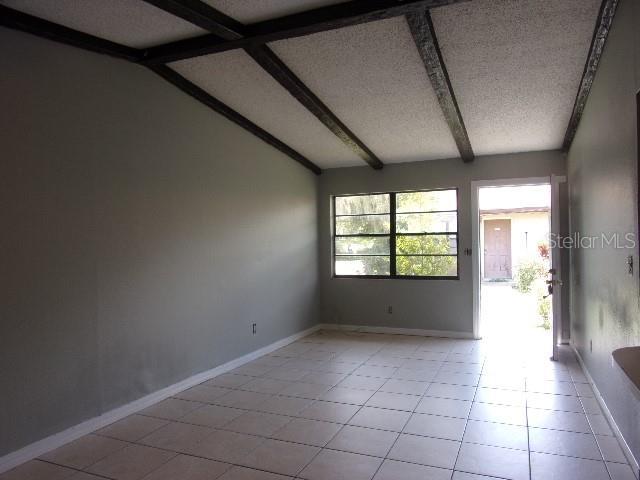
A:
572;346;640;479
0;324;321;474
319;323;475;339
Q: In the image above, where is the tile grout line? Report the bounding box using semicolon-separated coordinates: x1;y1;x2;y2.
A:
296;336;448;479
573;346;615;480
292;346;376;479
448;344;484;480
365;341;433;480
27;334;632;480
137;364;628;468
293;337;400;479
36;438;181;480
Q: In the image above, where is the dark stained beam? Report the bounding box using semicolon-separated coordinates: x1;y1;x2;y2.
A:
142;0;470;64
146;0;383;169
142;0;244;40
148;65;322;175
0;4;319;174
0;5;142;62
407;10;474;163
247;45;384;169
562;0;619;151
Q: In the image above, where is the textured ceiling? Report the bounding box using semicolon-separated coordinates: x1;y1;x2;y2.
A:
0;0;206;48
271;17;460;164
171;50;364;168
431;0;601;156
2;0;604;168
203;0;346;24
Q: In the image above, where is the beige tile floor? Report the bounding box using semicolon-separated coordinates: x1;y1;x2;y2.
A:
1;330;637;480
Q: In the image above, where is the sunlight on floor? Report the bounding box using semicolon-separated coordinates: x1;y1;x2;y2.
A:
4;329;631;480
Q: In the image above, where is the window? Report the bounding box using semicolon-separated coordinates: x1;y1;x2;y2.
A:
333;189;458;278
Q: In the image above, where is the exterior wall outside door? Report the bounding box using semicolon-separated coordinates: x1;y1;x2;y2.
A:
484;219;512;279
481;211;550;281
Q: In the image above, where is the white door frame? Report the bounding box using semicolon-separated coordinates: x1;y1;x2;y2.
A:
471;177;554;340
550;174;567;360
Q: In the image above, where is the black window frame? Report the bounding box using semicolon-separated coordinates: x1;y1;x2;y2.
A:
332;188;460;280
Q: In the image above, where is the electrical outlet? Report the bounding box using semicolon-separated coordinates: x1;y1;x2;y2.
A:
252;323;257;335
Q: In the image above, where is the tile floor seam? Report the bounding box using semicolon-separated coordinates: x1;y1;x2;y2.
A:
448;352;484;480
294;342;390;480
131;430;322;479
87;447;180;480
92;418;170;443
367;354;429;480
12;333;633;480
527;424;602;435
31;459;112;480
142;393;389;427
580;378;614;480
37;434;133;475
125;438;235;466
339;344;404;476
452;466;513;480
87;439;179;478
527;449;615;463
157;413;348;449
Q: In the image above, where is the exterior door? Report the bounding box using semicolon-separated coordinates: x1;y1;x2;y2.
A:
484;219;512;279
549;174;566;361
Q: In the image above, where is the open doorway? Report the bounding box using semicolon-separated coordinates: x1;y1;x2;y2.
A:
471;177;564;360
480;184;551;351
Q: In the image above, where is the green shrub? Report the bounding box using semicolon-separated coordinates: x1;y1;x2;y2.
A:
513;260;547;293
538;294;551;330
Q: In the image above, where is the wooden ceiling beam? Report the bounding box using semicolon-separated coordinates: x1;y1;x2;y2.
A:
141;0;470;64
407;10;474;163
247;45;384;169
0;5;142;62
562;0;619;152
142;0;244;40
149;65;322;174
148;0;384;169
0;4;320;174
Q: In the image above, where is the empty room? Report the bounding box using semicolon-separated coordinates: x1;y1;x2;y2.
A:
2;0;640;479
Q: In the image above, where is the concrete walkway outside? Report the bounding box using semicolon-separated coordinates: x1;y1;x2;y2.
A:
481;282;553;360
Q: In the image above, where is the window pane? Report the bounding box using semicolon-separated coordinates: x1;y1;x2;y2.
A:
335;194;390;215
396;235;457;255
336;215;390;235
335;256;390;276
336;237;390;255
396;255;457;277
396;190;456;213
396;212;457;233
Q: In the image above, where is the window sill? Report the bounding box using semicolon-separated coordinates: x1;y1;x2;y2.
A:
332;275;460;281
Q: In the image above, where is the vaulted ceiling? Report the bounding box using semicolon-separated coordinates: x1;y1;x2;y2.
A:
0;0;616;173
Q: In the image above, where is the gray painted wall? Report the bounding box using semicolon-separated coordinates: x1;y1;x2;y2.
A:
567;0;640;464
0;29;319;456
319;151;566;334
